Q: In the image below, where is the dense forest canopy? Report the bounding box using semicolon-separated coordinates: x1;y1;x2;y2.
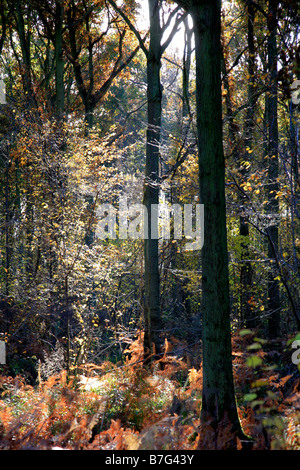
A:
0;0;299;451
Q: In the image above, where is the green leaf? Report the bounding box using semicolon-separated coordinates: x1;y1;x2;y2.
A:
247;342;262;351
251;400;264;408
254;337;268;345
246;355;263;368
251;379;269;388
262;365;277;371
239;329;253;336
244;393;257;402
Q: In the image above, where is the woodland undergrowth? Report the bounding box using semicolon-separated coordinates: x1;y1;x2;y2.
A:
0;331;299;450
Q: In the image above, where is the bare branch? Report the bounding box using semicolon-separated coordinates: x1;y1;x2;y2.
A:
106;0;148;57
161;11;188;53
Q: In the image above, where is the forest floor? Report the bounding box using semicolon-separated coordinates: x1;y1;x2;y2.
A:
0;330;299;451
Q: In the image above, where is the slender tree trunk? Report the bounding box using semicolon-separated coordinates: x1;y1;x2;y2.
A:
143;0;162;361
64;275;71;377
182;16;192;121
240;2;255;328
55;0;64;117
14;1;33;101
5;162;10;298
267;0;280;338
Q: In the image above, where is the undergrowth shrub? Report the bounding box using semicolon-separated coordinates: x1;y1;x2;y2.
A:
0;331;299;450
0;372;102;449
79;335;179;432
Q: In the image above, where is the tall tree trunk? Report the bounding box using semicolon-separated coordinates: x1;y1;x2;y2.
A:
4;161;10;298
240;1;255;328
55;0;64;117
267;0;280;338
143;0;162;361
14;1;33;102
190;0;239;430
182;16;192;121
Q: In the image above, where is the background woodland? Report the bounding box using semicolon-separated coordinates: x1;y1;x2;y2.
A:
0;0;299;450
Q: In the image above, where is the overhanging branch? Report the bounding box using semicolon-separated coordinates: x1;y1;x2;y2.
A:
106;0;148;57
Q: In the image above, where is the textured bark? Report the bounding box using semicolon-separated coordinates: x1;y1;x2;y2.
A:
14;1;33;100
267;0;280;338
240;2;255;328
143;0;162;360
173;0;249;441
55;0;64;117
